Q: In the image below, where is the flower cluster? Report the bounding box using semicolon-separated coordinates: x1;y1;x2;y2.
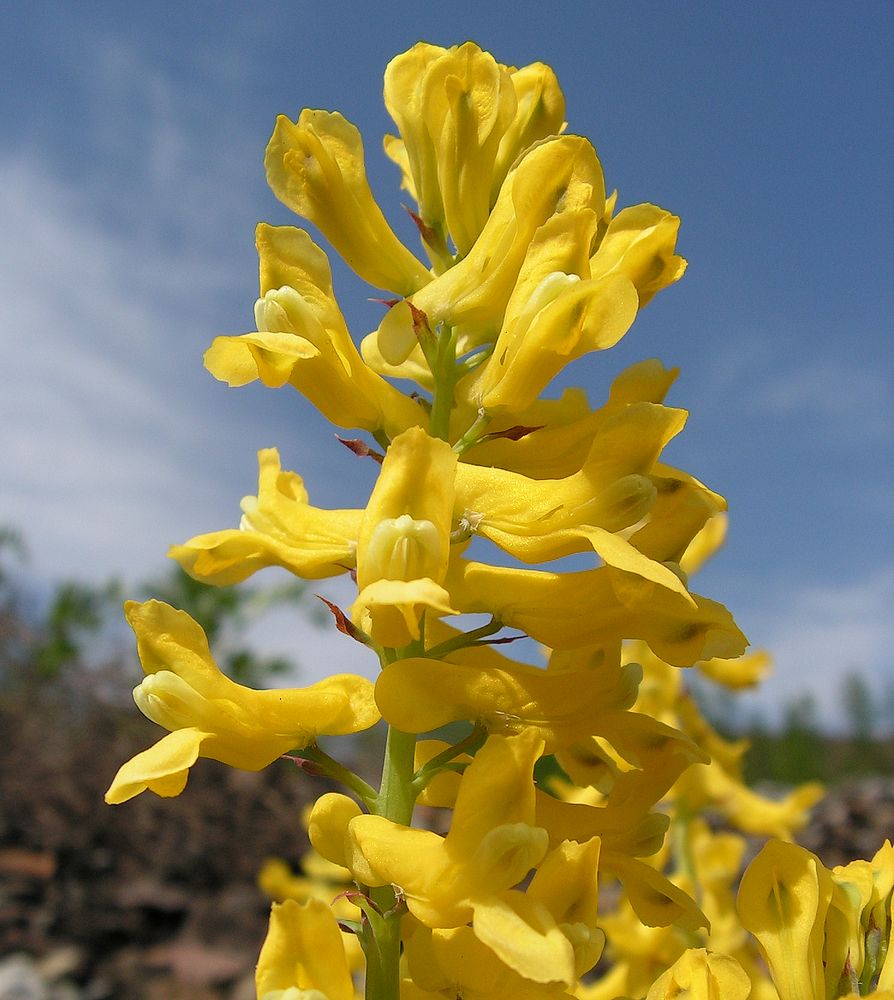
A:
106;41;893;999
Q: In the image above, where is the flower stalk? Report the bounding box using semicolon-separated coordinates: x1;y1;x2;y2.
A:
102;38;892;1000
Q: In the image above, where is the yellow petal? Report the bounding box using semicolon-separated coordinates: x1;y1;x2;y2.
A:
170;449;361;585
255;898;354;1000
265;109;430;294
697;649;771;689
737;840;833;1000
590;203;687;307
628;464;727;565
407;924;578;1000
104;728;205;804
461;360;680;479
679;510;728;575
491;61;566;200
471;890;576;985
364;133;606;366
384;42;451;232
417;42;518;255
307;792;362;871
453;400;687;561
112;601;379;799
374;653;641;754
352;577;459;647
445;558;747;664
527;837;601;928
475;274;640;413
448;731;544;853
353;427;458;645
357;427;457;591
644;948;751;1000
346;814;460;925
604;852;707;932
205;262;424;434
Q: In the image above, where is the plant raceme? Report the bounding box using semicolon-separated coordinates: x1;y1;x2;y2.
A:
106;41;893;1000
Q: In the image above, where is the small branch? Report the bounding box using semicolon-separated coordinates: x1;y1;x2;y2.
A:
453;409;492;455
424;618;504;659
296;744;377;808
411;723;488;794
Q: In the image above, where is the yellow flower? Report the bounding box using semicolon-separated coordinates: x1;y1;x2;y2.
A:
444;557;747;664
169;448;361;585
352;427;458;647
676;759;823;841
104;601;378;803
258;834;365;974
265;110;430;294
737;840;833;1000
828;841;894;995
374;639;709;855
383;42;447;233
696;649;771;689
204;224;424;436
365;133;605;368
601;852;708;933
452;400;688;564
460;358;681;480
374;645;641;749
589;204;687;307
384;42;518;257
490;60;567;200
470;268;639;415
528;837;606;977
644;948;751;1000
623;464;727;567
402;923;577;1000
256;898;355;1000
383;42;566;263
346;732;577;985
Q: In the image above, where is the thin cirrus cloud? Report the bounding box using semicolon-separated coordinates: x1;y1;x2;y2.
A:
753;357;893;436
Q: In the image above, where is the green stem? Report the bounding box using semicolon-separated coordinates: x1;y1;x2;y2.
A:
299;744;377;809
424;617;503;659
360;642;424;1000
672;800;697;887
429;325;457;442
360;886;403;1000
411;723;487;795
456;343;493;376
453;408;491;455
376;725;418;826
362;724;416;1000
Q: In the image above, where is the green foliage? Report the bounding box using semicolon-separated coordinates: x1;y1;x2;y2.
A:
842;672;876;743
0;524;321;689
696;670;894;786
34;579;122;678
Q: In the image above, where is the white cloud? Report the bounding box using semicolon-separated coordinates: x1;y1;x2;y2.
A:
752;357;893;435
0;32;377;592
735;566;894;731
689;327;892;445
0;147;261;583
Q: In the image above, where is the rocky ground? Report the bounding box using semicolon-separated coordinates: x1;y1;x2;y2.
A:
0;677;328;1000
2;677;893;1000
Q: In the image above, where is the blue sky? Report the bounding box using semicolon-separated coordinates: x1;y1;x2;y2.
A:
2;2;892;727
